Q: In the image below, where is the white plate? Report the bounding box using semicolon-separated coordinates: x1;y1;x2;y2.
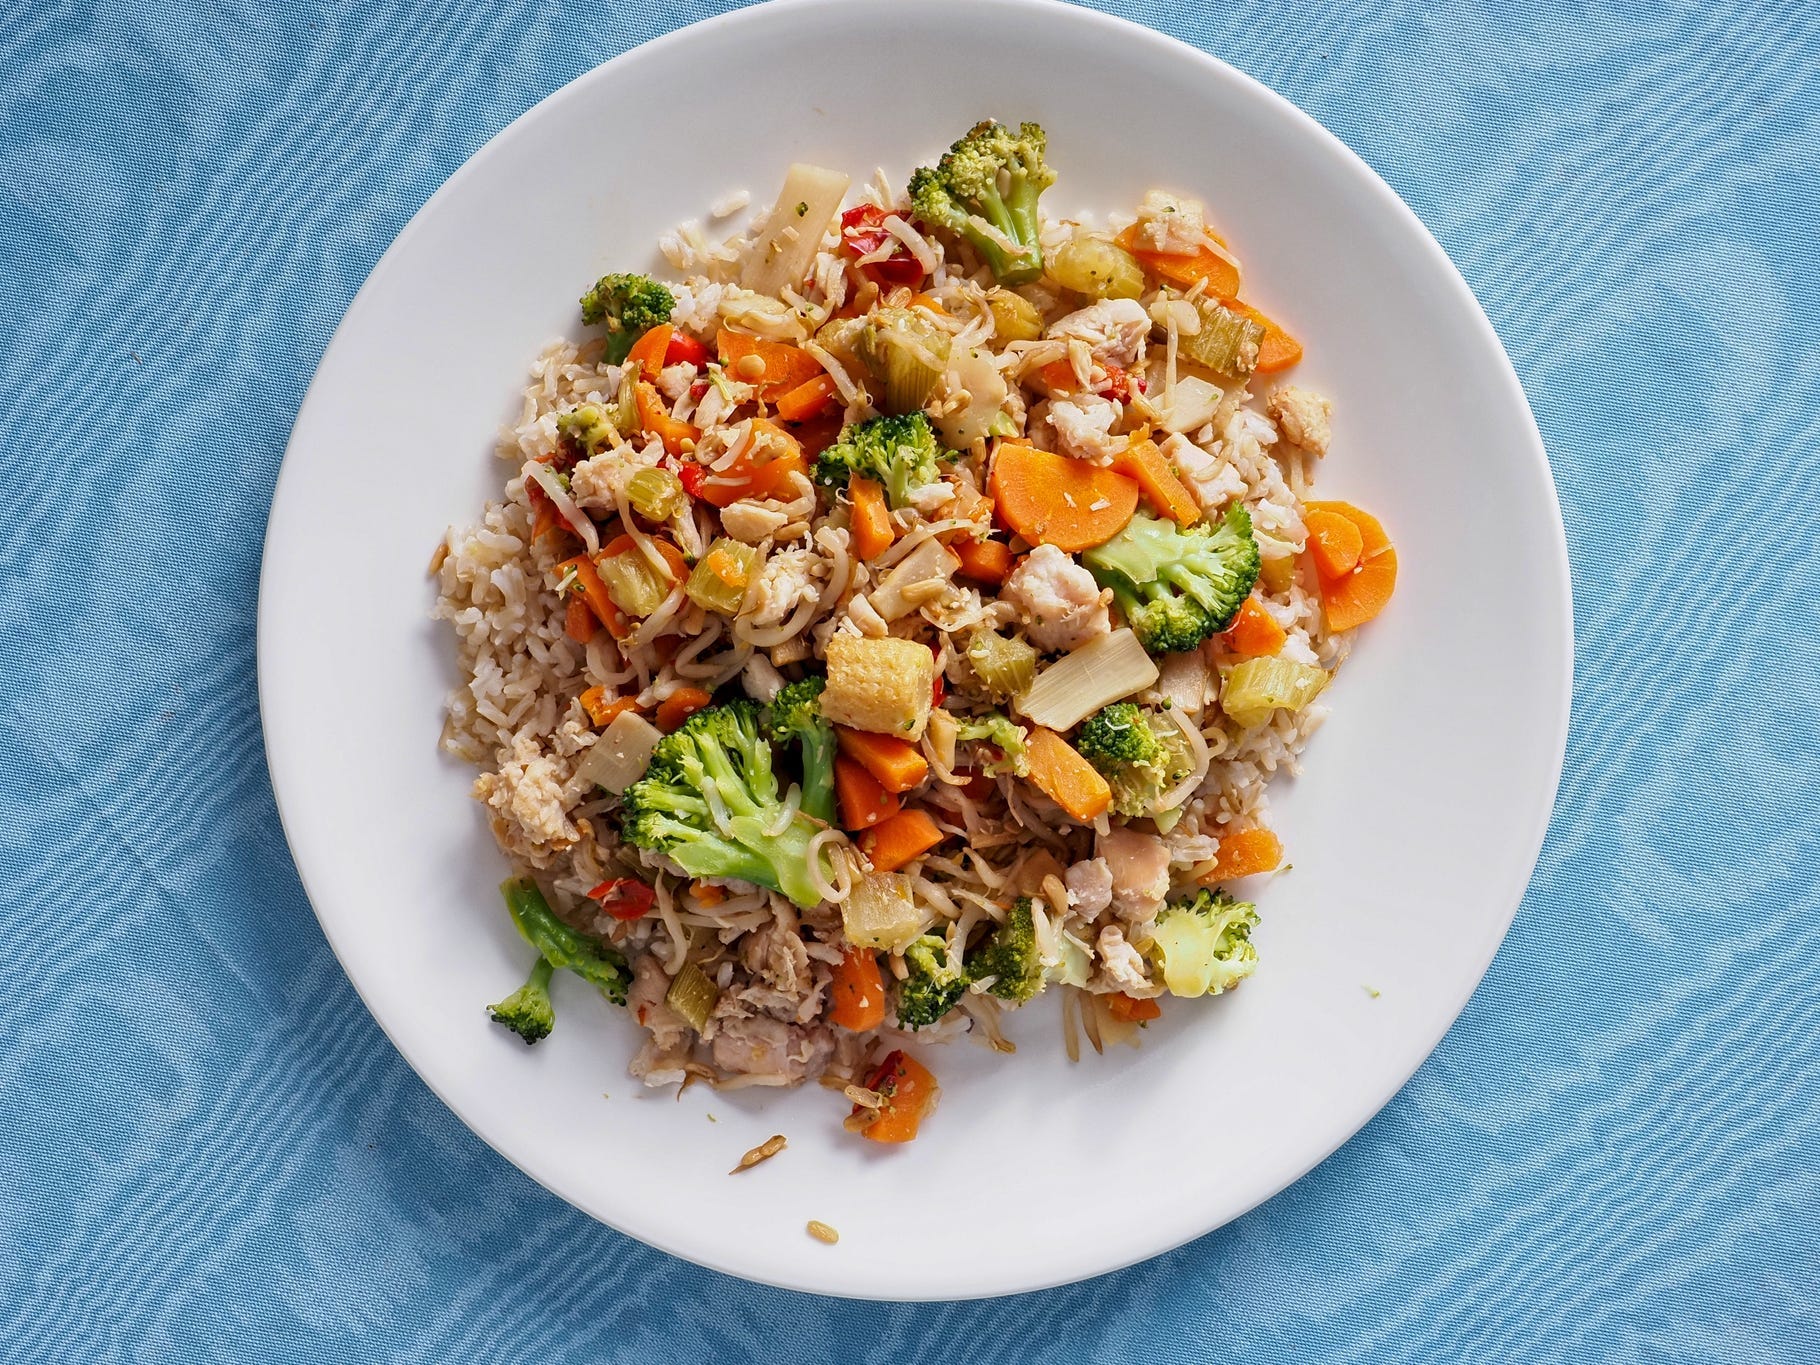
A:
260;0;1570;1299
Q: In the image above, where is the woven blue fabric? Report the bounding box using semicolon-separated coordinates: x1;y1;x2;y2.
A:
4;0;1817;1357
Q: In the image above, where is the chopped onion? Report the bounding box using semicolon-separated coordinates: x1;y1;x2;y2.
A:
522;461;598;555
1015;629;1159;731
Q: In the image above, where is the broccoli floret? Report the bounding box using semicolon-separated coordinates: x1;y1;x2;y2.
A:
1074;702;1193;818
954;712;1029;777
1083;505;1261;654
1147;888;1259;998
487;955;555;1044
766;675;837;826
909;120;1055;286
619;700;831;909
555;403;616;459
813;411;952;508
969;897;1045;1002
896;933;968;1028
579;273;675;365
488;876;629;1046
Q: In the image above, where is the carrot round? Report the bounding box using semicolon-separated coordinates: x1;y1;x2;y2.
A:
1114;223;1241;298
1112;438;1200;525
655;686;713;733
715;330;824;398
1106;993;1162;1023
828;948;887;1031
854;1050;938;1144
1023;727;1111;822
848;474;894;561
858;808;945;873
836;727;928;793
634;382;698;457
1304;501;1397;631
836;754;901;830
1221;300;1302;373
624;323;674;376
774;372;839;423
953;536;1013;585
1305;508;1363;580
989;442;1138;552
1224;596;1287;657
1207;826;1283;881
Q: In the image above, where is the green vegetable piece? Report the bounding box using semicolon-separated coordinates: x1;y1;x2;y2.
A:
1083;505;1261;655
964;630;1037;702
487;954;555;1044
1074;702;1192;818
500;877;629;1006
597;545;672;618
1220;657;1329;729
555;404;615;458
969;897;1045;1002
1181;300;1265;380
626;466;684;521
856;307;950;414
684;538;761;616
895;933;968;1028
953;711;1029;776
765;674;837;826
1147;887;1258;998
812;411;953;509
908;120;1056;286
665;961;719;1033
1049;236;1145;300
580;273;676;365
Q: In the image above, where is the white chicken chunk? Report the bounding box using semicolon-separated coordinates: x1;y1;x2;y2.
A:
1099;825;1171;923
1044;297;1152;369
567;450;637;511
743;546;821;629
1092;923;1152;992
1002;544;1111;652
1160;431;1244;514
1267;384;1332;456
1127;190;1210;256
709;1015;833;1083
1045;395;1123;462
1064;858;1114;916
471;732;577;864
719;498;791;544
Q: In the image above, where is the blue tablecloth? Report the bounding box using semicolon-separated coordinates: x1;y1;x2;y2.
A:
4;0;1816;1358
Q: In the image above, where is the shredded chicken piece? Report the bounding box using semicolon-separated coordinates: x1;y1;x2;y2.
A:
1099;825;1171;923
1268;385;1332;456
1064;858;1114;916
1045;394;1123;461
1092;924;1151;992
1045;297;1151;368
472;733;577;864
1002;544;1111;652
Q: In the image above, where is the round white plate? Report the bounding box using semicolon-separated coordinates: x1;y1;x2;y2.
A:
260;0;1570;1299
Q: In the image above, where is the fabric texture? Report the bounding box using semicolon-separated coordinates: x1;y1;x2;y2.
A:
2;0;1816;1358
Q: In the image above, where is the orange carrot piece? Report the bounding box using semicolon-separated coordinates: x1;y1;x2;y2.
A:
1036;357;1083;397
858;808;945;873
1023;727;1112;822
1114;223;1241;298
697;420;807;507
989;441;1139;552
1106;993;1162;1023
692;880;727;906
1222;300;1302;373
1304;501;1398;631
560;555;628;640
907;292;948;315
1207;826;1284;881
836;727;929;794
634;382;698;457
773;372;839;422
715;330;824;398
1112;438;1200;525
624;323;674;376
1305;507;1364;580
836;754;901;831
848;474;895;561
565;594;598;644
828;948;888;1031
578;686;637;728
655;686;713;733
953;536;1013;585
854;1050;938;1143
1224;596;1288;657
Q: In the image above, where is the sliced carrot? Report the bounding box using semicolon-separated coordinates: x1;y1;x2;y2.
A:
989;441;1139;552
1112;438;1200;525
1304;501;1397;631
853;1050;938;1143
634;382;698;457
907;292;948;315
1305;507;1364;580
858;808;945;873
1036;357;1084;397
849;474;895;561
828;948;887;1031
773;372;839;423
692;880;727;906
1106;993;1162;1023
1115;223;1241;298
697;419;807;508
578;687;636;728
1224;596;1287;657
655;686;713;733
624;323;674;376
1207;826;1284;881
953;536;1013;585
565;594;598;644
1024;727;1112;822
1221;300;1302;373
715;329;824;398
559;555;628;640
836;754;901;831
787;412;845;459
836;727;929;794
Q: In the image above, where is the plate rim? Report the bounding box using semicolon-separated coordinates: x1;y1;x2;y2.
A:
257;0;1574;1299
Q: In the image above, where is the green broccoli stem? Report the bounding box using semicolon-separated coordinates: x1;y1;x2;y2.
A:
502;877;629;1005
487;955;555;1044
796;726;838;826
659;811;832;911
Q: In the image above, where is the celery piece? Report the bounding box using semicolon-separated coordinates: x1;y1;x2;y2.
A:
597;546;672;617
965;630;1038;703
858;308;950;415
1050;236;1146;300
626;467;684;521
665;961;719;1033
1181;301;1264;379
685;537;761;616
1219;657;1329;729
